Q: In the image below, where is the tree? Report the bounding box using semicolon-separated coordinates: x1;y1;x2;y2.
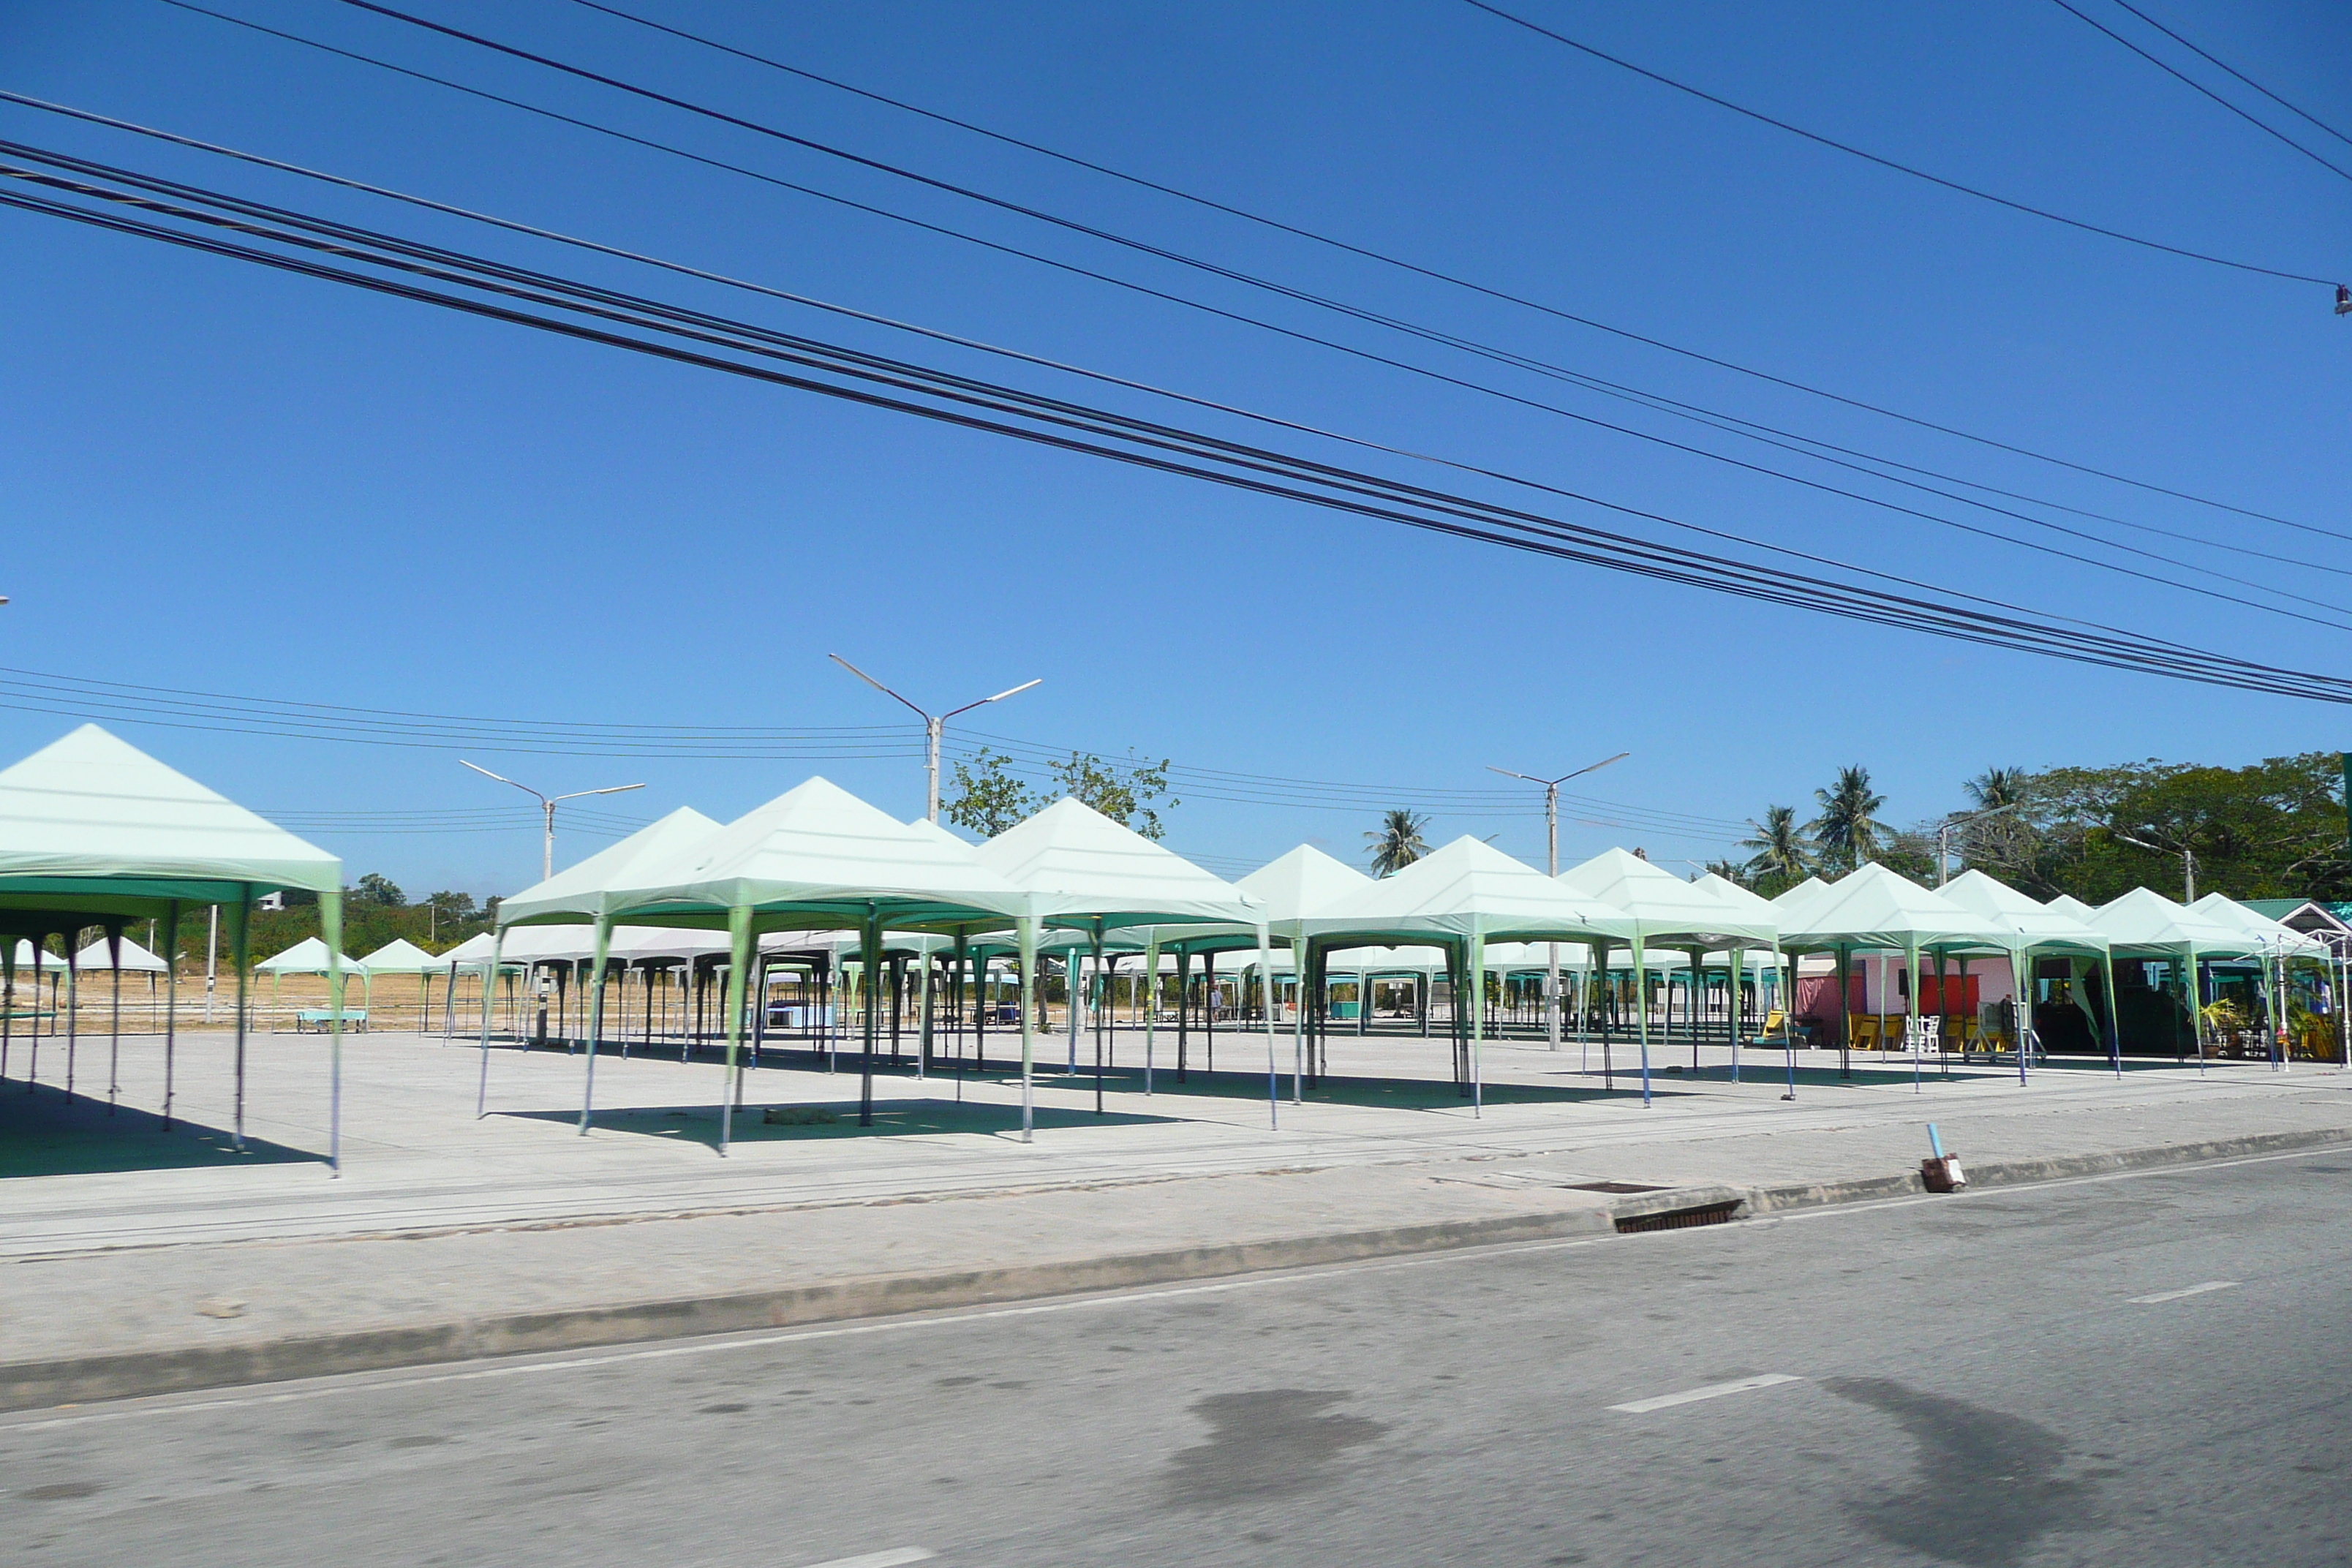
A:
944;748;1047;838
353;872;405;907
1047;750;1177;840
1365;808;1431;877
1809;766;1886;873
1739;804;1811;893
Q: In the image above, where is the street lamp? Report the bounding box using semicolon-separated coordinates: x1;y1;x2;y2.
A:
1935;801;2025;886
2111;830;2196;902
460;761;644;882
830;655;1041;823
1486;751;1630;1051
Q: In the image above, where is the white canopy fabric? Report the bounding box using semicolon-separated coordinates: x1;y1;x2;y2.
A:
1314;837;1635;946
2188;893;2329;959
2087;888;2261;958
71;934;172;973
495;807;724;928
1139;844;1373;955
255;935;361;975
0;724;341;915
1939;870;2109;957
1692;871;1782;927
1557;848;1779;946
972;797;1262;932
1768;875;1835;930
1773;864;2014;954
356;937;441;975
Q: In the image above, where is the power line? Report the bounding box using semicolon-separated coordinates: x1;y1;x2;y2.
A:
1458;0;2342;288
149;2;2352;557
2107;0;2352;154
2049;0;2352;184
6;148;2348;710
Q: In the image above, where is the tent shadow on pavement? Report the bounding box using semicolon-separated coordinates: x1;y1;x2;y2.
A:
500;1095;1178;1145
0;1088;317;1179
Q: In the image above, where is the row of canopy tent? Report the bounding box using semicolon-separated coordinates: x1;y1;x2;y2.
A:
0;725;351;1167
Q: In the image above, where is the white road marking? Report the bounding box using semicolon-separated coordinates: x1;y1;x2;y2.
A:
797;1550;933;1568
1609;1373;1802;1414
2130;1281;2239;1304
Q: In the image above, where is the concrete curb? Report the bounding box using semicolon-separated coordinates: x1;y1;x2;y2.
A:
6;1123;2347;1414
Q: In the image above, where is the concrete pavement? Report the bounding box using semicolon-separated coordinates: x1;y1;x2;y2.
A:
7;1148;2348;1566
3;1028;2349;1408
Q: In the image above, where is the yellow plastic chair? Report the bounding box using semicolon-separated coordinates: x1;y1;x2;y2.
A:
1850;1015;1880;1051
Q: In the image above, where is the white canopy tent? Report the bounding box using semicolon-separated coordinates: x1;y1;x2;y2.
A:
1313;837;1635;1111
497;778;1034;1148
0;724;344;1162
1937;869;2118;1075
971;798;1269;1117
2086;889;2263;1066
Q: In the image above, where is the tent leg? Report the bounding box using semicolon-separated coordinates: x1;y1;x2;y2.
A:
231;895;251;1146
1145;935;1158;1096
320;892;345;1175
720;907;753;1153
1635;935;1651;1107
580;916;612;1135
106;928;122;1115
64;942;78;1101
1018;918;1037;1142
161;904;180;1128
1092;930;1106;1117
1259;925;1278;1131
1469;930;1485;1119
476;927;503;1119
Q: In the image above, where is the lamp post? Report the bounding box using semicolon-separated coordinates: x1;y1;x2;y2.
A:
1935;802;2025;886
460;762;644;882
2111;831;2195;902
829;655;1041;823
1486;752;1630;1050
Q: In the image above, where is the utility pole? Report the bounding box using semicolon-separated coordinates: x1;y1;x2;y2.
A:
2113;831;2195;902
829;655;1041;823
1486;752;1630;1050
1936;801;2025;886
460;762;644;882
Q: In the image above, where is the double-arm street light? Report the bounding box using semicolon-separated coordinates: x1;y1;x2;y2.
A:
1486;751;1631;1052
461;761;644;882
830;655;1041;823
2111;830;2196;902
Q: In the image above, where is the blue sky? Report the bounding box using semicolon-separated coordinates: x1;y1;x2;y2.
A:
4;0;2348;894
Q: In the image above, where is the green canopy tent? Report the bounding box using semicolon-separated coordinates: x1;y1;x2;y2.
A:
496;780;1033;1148
356;937;440;1031
2189;893;2330;1067
2084;889;2263;1067
1772;864;2014;1089
256;935;370;1021
0;724;344;1164
1556;849;1782;1090
1938;870;2117;1076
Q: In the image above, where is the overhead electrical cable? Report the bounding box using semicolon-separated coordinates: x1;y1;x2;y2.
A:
10;135;2346;655
5;123;2341;633
2048;0;2352;184
2106;0;2352;154
151;2;2352;553
1457;0;2342;288
5;150;2348;705
561;0;2349;540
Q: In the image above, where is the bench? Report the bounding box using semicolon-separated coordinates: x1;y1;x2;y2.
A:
295;1009;367;1033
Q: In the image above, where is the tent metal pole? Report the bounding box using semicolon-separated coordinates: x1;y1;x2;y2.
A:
1259;923;1278;1130
160;905;179;1127
917;943;932;1082
1469;927;1485;1118
860;908;881;1128
476;926;503;1119
720;905;753;1153
1635;932;1651;1107
1144;933;1158;1096
230;893;251;1146
1292;923;1306;1104
1175;946;1188;1082
322;889;345;1175
1091;927;1105;1117
1018;916;1037;1142
1729;946;1744;1085
579;914;612;1134
106;926;122;1114
64;938;78;1101
1067;946;1081;1074
1907;938;1922;1095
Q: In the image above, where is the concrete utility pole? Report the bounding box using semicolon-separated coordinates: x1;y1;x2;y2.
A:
1486;752;1630;1050
460;762;644;882
1936;802;2025;886
829;655;1041;823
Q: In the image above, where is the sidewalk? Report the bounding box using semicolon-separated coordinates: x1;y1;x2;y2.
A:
3;1028;2347;1408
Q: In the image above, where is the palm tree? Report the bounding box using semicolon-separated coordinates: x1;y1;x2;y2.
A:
1809;766;1886;873
1365;808;1431;877
1740;804;1811;883
1964;766;2027;813
1959;765;2035;870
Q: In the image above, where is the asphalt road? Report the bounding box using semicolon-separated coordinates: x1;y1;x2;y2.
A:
7;1151;2350;1567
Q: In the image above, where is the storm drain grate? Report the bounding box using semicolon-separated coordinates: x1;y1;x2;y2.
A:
1615;1201;1742;1234
1569;1180;1667;1194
